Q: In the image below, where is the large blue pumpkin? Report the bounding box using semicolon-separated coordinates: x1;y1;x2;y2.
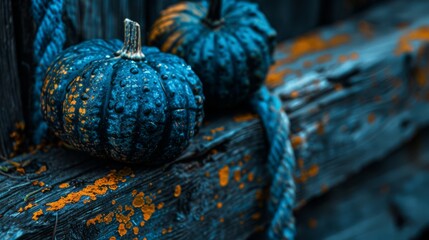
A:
41;19;204;163
149;0;276;107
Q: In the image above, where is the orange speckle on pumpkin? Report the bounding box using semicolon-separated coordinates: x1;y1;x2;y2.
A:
32;209;43;221
248;173;254;182
35;165;47;174
45;168;132;211
368;113;376;124
59;182;70;189
308;218;318;228
234;170;241;182
174;185;182;197
251;212;261;220
118;223;127;236
218;166;229;187
217;202;223;209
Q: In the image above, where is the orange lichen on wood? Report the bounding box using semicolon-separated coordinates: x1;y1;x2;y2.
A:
35;165;47;175
203;136;213;141
266;68;293;88
157;202;164;209
248;173;255;182
295;164;320;184
358;21;374;38
118;223;127;236
174;185;182;198
45;168;132;211
59;182;70;189
217;202;223;209
251;212;261;220
218;166;230;187
291;135;304;148
233;113;258;122
32;209;43;221
368;113;376;124
396;26;429;55
308;218;318;229
279;33;351;65
133;226;139;235
210;126;225;134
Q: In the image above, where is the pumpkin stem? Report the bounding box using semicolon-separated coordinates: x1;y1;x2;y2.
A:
115;18;145;61
205;0;223;28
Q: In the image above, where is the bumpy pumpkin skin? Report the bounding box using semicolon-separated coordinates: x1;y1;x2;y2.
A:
149;0;276;107
41;31;204;163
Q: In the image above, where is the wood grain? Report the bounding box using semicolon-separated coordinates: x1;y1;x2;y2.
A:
0;0;24;157
2;0;429;239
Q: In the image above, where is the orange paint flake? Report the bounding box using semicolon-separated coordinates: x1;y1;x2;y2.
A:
35;165;47;174
59;182;70;189
233;113;258;122
217;202;223;209
118;223;127;237
32;209;43;221
45;168;132;211
174;185;182;198
218;166;230;187
210;126;225;134
368;113;376;124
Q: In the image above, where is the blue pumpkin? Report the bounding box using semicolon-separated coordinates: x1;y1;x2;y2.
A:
149;0;276;107
41;19;204;163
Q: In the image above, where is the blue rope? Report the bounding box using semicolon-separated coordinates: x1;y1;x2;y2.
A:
251;86;296;240
31;0;66;143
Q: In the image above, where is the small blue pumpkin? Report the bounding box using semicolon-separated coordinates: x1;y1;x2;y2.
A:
41;19;204;163
149;0;276;107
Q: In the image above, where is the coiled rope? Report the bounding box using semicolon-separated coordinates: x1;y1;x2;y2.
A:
31;0;66;143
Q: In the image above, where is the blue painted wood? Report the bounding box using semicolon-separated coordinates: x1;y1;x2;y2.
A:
41;19;204;163
148;0;276;107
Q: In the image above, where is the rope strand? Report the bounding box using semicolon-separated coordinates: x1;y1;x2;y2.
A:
31;0;66;143
251;86;296;240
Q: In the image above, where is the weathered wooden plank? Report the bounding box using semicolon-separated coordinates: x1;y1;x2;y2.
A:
3;0;429;239
0;113;268;240
0;0;24;157
296;127;429;240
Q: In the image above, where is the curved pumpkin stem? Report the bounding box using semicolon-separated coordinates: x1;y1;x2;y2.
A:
116;18;145;61
205;0;223;28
